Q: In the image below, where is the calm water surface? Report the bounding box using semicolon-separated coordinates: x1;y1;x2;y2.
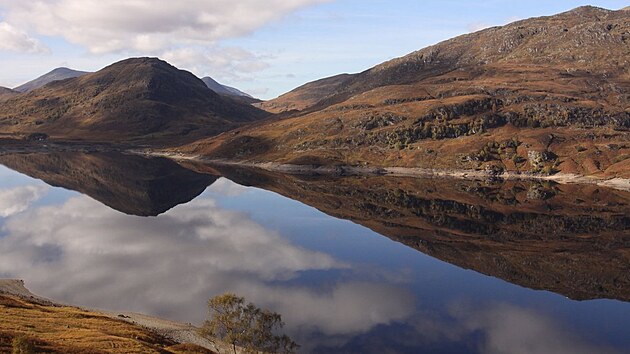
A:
0;152;628;353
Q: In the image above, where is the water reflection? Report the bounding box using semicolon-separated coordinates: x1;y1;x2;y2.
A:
206;164;630;302
0;152;629;353
321;302;623;354
0;152;216;216
0;185;48;217
0;188;415;350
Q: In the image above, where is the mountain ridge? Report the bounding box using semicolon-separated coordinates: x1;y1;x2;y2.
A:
180;6;630;179
14;67;89;93
201;76;253;98
0;57;269;145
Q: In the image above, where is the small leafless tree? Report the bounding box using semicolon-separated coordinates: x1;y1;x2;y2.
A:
200;293;298;354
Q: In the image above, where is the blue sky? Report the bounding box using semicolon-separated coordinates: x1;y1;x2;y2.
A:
0;0;627;99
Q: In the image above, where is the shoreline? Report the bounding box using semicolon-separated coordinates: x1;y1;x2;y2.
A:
1;143;628;192
143;151;630;192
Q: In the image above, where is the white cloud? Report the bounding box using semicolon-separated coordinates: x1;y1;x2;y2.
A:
451;303;622;354
162;46;271;81
0;193;414;336
467;22;491;33
245;282;415;336
0;22;49;54
0;185;48;217
0;0;324;81
0;0;331;54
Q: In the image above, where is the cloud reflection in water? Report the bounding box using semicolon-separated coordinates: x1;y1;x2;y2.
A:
0;191;416;339
0;176;626;353
0;185;48;217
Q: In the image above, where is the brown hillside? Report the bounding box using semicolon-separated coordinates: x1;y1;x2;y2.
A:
180;6;630;178
0;290;214;353
256;74;352;113
0;87;18;102
0;58;269;145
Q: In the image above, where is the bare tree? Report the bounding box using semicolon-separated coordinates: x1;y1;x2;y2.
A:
200;293;298;354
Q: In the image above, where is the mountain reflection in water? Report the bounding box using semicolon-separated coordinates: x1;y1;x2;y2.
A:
0;152;628;354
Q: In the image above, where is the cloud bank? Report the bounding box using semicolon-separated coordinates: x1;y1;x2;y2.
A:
0;22;49;54
0;0;329;53
0;0;329;86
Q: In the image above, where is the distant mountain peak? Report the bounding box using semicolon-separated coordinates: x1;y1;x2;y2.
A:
201;76;253;98
14;67;89;93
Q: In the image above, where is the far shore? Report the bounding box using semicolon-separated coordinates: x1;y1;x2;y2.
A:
0;141;628;192
143;151;630;192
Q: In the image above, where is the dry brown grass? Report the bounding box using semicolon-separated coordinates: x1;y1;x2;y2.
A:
0;294;214;354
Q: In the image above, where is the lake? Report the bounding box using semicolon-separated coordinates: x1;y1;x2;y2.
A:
0;151;629;354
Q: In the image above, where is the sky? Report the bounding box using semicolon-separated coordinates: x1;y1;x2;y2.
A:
0;0;627;99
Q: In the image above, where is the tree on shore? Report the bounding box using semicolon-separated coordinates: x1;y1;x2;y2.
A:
200;293;298;354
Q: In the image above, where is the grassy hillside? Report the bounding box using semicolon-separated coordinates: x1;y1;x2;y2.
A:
0;292;214;353
180;6;630;179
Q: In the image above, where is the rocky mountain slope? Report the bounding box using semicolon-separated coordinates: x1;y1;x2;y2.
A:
182;6;630;179
0;58;269;144
14;67;89;93
0;87;17;101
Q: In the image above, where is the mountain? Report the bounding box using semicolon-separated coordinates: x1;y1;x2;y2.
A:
14;67;89;93
0;58;269;145
182;6;630;179
201;76;261;105
255;74;352;113
0;152;217;216
185;163;630;302
201;76;252;98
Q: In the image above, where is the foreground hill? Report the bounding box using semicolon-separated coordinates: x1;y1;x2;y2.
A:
183;6;630;179
0;58;269;145
14;67;89;93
